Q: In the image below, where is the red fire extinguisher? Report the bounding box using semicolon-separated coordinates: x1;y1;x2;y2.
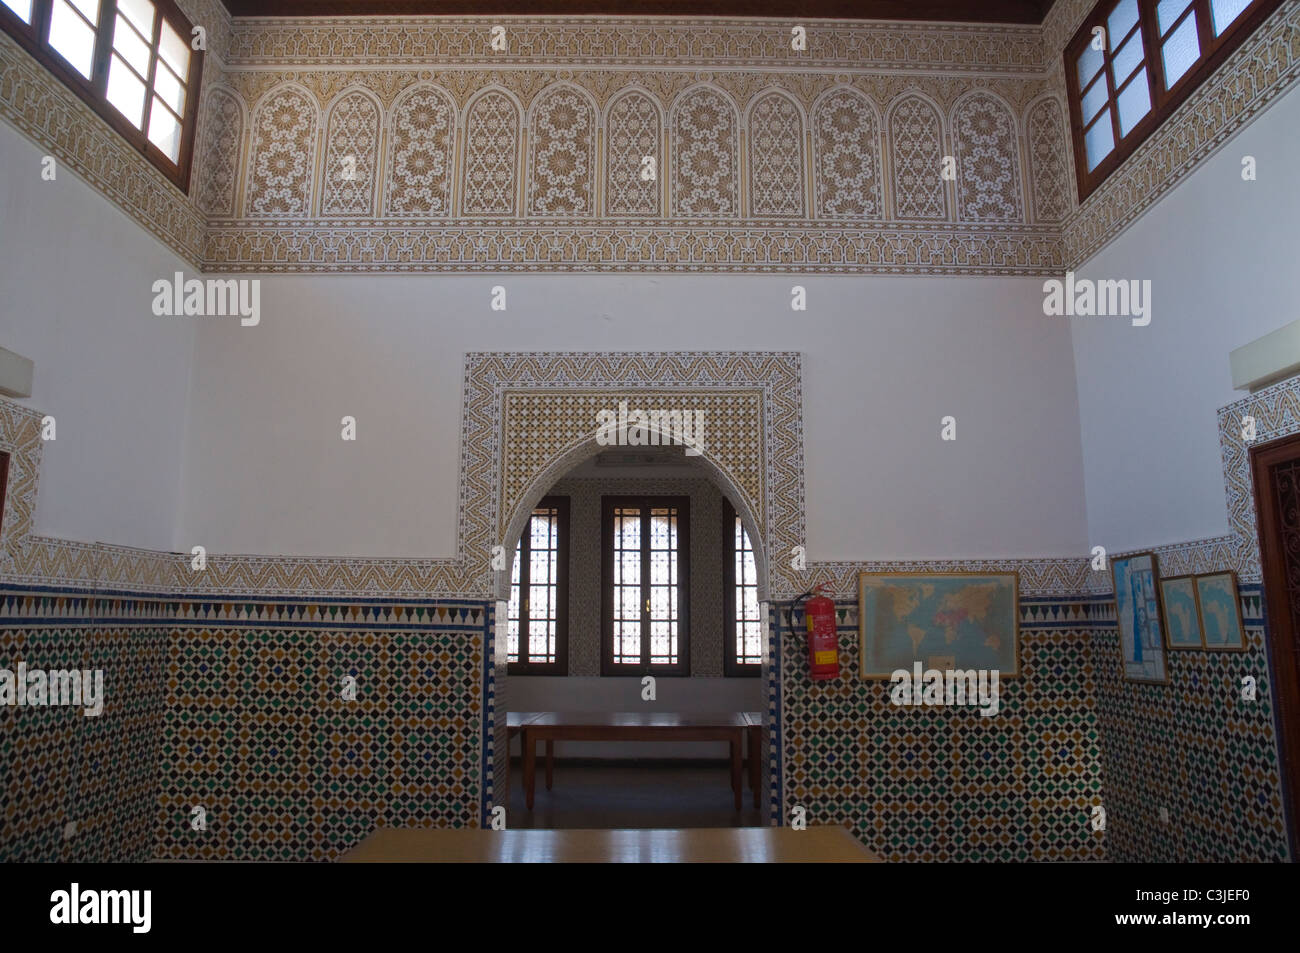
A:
804;583;840;681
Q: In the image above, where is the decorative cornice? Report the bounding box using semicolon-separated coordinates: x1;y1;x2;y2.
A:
224;16;1047;72
201;221;1064;274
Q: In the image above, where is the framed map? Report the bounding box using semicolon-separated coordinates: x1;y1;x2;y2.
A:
1160;575;1203;649
858;572;1019;678
1112;551;1168;684
1195;571;1246;651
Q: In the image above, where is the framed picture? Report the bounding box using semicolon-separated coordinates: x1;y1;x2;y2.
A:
858;572;1019;678
1195;571;1247;651
1111;551;1168;684
1159;575;1203;649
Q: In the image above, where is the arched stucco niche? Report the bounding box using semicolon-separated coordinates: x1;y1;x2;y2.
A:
495;431;768;603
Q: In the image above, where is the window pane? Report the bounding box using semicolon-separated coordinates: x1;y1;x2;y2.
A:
67;0;98;20
1076;42;1105;88
1081;75;1110;124
2;0;33;24
112;13;151;74
1212;0;1251;35
152;62;185;116
1107;0;1139;46
1117;69;1152;135
117;0;154;37
48;0;99;79
147;97;182;160
1111;32;1146;85
1162;13;1201;87
106;54;146;126
1085;108;1115;170
1156;0;1193;35
158;21;189;81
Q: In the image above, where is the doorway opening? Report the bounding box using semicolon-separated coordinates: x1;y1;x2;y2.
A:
500;444;770;829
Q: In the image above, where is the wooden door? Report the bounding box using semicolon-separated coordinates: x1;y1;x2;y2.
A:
1251;432;1300;852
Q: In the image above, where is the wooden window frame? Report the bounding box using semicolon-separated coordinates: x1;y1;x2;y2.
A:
601;495;691;677
1064;0;1282;202
722;498;761;678
508;495;570;676
0;0;204;192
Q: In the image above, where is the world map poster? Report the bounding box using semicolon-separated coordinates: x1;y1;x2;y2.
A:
858;573;1019;678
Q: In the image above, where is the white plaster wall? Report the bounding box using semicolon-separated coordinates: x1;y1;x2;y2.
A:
176;273;1089;561
0;120;195;552
1070;84;1300;553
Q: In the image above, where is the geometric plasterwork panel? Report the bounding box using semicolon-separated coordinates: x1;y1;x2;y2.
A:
526;83;595;216
605;89;661;216
0;398;44;576
245;85;318;216
319;89;380;216
952;91;1024;223
461;352;804;602
196;85;243;218
1026;96;1070;224
747;91;804;217
813;87;882;219
670;86;740;217
384;85;455;216
500;388;764;539
1218;375;1300;584
888;93;949;221
461;89;521;216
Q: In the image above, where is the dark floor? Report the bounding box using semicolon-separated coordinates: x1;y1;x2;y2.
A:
506;760;764;829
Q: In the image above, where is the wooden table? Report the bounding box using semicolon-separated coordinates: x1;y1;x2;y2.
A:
520;712;749;811
504;712;545;794
341;826;882;863
743;711;764;809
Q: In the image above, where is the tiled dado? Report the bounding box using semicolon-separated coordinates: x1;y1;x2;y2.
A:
153;597;495;862
0;588;172;862
1089;584;1289;862
773;595;1111;862
0;588;495;862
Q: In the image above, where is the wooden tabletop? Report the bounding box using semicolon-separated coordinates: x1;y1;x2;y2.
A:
507;711;545;729
341;826;882;863
525;711;748;728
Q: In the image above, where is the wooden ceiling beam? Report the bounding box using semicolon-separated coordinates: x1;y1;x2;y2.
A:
218;1;1055;25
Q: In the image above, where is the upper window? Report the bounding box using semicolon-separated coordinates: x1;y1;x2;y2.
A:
0;0;203;190
507;496;569;675
1065;0;1281;200
722;499;761;677
601;496;691;676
